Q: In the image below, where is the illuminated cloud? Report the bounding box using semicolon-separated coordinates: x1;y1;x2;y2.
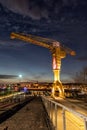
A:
29;71;52;82
0;0;81;20
0;0;29;16
0;0;48;19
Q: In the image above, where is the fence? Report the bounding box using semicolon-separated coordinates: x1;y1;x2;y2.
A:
41;96;87;130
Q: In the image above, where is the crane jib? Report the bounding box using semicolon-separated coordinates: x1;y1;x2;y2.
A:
11;33;53;50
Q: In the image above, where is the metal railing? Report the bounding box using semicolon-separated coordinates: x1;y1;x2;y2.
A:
41;96;87;130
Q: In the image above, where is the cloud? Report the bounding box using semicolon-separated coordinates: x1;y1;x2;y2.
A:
0;74;18;79
77;56;87;61
0;39;27;49
29;71;52;82
0;0;82;20
0;0;48;20
0;0;29;16
62;0;78;6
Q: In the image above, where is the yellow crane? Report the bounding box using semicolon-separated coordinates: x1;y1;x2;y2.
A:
10;32;76;98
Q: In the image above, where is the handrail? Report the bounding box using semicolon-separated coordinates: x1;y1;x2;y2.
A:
41;96;87;130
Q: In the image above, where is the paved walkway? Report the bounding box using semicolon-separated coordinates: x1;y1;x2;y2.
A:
0;97;50;130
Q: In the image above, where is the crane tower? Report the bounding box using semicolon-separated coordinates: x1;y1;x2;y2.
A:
10;32;76;98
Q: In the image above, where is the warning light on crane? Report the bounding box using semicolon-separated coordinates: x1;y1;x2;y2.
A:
10;32;76;98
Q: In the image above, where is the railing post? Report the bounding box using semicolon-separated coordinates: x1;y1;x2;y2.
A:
50;102;53;120
62;108;66;130
84;119;87;130
49;101;51;119
48;101;50;117
55;104;58;130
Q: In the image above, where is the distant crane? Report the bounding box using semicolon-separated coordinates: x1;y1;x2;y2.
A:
10;32;76;98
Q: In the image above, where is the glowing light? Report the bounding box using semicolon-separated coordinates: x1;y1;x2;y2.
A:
19;74;22;78
53;41;60;47
23;87;27;92
53;57;60;70
53;57;57;69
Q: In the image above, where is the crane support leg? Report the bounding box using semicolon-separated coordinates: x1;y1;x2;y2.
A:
52;69;65;98
52;82;65;98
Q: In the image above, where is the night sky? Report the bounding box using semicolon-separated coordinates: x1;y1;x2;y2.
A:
0;0;87;83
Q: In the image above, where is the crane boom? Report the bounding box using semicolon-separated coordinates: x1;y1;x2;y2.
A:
11;32;76;56
11;32;53;50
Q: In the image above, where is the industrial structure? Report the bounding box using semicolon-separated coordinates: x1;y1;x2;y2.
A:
10;32;76;98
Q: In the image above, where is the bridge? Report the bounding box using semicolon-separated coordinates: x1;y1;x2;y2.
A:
0;92;87;130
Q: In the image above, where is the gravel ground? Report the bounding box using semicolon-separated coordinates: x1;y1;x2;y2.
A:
0;97;49;130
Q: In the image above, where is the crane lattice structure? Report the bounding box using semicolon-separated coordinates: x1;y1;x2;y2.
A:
10;32;76;98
